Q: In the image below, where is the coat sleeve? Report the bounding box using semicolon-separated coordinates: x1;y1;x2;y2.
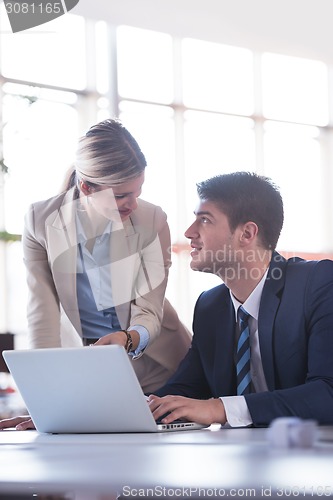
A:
127;204;172;343
153;294;214;399
23;204;62;348
153;334;213;399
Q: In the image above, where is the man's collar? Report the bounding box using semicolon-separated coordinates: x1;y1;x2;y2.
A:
230;269;268;321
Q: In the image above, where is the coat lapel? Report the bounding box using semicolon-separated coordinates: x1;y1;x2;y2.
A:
45;190;82;334
216;300;238;395
46;192;142;333
258;252;288;390
111;217;140;327
208;288;237;396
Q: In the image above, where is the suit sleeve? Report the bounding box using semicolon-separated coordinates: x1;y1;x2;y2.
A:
153;337;213;398
153;295;213;399
246;259;333;426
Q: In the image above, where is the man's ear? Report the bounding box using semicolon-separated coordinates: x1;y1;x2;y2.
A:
240;221;259;245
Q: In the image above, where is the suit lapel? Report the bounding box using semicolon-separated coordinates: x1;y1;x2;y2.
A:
212;288;237;396
258;252;288;390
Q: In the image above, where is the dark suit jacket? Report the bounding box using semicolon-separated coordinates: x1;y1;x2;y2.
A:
156;252;333;426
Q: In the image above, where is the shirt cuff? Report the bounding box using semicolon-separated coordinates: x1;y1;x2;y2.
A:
127;325;149;358
220;395;253;427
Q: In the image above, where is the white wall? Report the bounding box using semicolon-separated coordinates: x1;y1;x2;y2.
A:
73;0;333;64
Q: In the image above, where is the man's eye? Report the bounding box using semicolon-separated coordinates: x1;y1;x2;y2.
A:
201;217;209;223
115;195;126;199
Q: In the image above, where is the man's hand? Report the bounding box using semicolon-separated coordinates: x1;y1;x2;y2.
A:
0;415;35;430
147;395;227;426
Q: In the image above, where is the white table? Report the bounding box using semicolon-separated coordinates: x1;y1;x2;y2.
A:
1;426;333;499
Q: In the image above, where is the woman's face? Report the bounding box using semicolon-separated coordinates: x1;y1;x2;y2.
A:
88;172;145;221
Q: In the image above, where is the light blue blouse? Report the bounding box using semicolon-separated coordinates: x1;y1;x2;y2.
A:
75;214;149;355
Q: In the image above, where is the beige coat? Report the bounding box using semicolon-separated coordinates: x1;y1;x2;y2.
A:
23;188;191;392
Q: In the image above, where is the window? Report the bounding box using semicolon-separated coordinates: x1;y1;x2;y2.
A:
262;52;329;126
0;12;86;90
264;121;323;252
1;87;78;340
117;26;174;104
119;101;177;240
1;19;333;334
182;38;254;116
3;86;78;233
184;111;255;228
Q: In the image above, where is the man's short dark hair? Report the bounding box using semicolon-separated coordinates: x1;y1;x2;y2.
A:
196;171;284;250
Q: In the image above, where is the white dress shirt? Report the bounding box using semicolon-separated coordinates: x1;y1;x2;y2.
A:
221;270;268;427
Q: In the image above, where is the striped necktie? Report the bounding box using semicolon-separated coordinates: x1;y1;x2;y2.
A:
236;306;251;395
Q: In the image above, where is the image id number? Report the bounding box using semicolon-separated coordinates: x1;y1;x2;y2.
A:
5;2;62;14
276;485;333;496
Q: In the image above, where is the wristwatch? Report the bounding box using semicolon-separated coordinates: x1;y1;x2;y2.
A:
121;330;133;353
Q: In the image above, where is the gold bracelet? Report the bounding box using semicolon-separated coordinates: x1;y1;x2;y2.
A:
120;330;133;353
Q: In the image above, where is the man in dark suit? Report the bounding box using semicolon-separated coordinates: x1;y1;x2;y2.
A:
148;171;333;428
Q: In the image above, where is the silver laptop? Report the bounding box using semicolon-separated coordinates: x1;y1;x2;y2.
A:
2;345;206;434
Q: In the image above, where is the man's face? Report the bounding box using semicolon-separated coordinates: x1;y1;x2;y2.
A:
184;199;242;278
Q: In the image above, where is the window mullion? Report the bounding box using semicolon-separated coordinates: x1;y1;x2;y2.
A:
107;24;120;119
253;51;265;175
0;78;8;332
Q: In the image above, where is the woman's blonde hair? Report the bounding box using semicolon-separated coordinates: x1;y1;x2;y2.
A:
62;118;147;193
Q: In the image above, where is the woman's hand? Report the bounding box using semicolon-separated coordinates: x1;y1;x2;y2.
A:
147;394;227;427
0;415;35;430
92;330;140;351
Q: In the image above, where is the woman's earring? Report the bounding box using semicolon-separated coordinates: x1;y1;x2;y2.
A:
78;181;91;208
81;182;90;194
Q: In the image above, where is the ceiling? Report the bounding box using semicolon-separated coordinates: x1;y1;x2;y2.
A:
72;0;333;64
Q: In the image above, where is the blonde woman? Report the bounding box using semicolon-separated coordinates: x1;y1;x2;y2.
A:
23;118;191;393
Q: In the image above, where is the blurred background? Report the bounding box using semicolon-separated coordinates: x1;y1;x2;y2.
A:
0;0;333;350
